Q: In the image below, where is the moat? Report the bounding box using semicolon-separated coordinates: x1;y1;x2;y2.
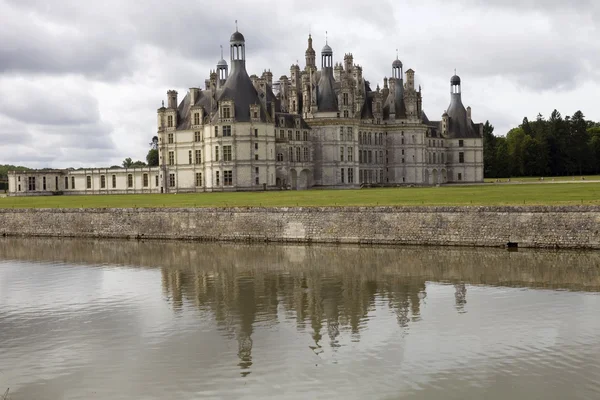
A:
0;238;599;399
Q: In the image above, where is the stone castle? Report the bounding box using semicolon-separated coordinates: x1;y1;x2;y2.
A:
8;28;483;195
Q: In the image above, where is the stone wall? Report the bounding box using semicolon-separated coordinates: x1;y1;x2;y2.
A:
0;206;598;249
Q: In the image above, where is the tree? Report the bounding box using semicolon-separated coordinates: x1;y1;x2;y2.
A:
147;136;159;166
146;149;158;166
482;121;496;178
130;160;147;168
122;157;133;168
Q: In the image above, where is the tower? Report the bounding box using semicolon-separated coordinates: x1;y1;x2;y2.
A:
216;45;229;89
305;34;316;68
321;33;333;69
230;23;246;71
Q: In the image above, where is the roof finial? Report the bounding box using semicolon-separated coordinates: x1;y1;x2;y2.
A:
454;68;457;75
162;100;164;107
220;45;223;59
235;20;238;32
326;30;328;45
396;48;398;59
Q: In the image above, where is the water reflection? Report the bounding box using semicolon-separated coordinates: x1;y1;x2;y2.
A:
1;238;599;399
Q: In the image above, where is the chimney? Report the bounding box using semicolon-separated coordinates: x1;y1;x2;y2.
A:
467;106;472;121
167;90;178;109
190;88;199;106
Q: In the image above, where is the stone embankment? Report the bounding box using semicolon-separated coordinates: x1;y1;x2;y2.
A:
0;206;598;249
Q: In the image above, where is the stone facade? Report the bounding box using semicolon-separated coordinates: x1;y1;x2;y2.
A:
7;29;483;196
1;206;599;249
7;167;160;196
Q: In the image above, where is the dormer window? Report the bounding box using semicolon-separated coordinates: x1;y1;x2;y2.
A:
193;113;200;125
253;111;258;119
280;117;284;126
222;106;231;119
296;119;300;128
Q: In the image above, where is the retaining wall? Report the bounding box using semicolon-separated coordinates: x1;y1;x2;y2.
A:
0;206;598;249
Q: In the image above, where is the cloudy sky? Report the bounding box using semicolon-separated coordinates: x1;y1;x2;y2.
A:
1;0;599;168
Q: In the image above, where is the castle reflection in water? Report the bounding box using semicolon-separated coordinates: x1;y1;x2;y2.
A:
2;237;599;376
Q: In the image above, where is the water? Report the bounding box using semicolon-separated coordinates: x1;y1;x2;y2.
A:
0;238;599;400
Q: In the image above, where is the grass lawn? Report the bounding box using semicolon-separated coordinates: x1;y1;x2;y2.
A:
1;182;599;208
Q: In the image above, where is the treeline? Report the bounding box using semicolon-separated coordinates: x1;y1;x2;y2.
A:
484;110;600;178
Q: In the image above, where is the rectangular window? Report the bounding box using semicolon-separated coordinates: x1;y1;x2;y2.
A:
223;145;232;161
459;140;464;147
458;173;463;181
380;151;383;163
348;147;353;162
303;147;309;162
169;173;175;187
459;152;465;163
100;175;106;189
343;93;349;105
277;153;283;161
86;176;91;189
254;129;258;138
71;176;75;189
215;146;219;161
341;168;345;183
194;131;201;142
289;147;293;162
359;151;362;164
348;168;354;183
222;107;231;119
303;131;308;141
167;115;173;127
296;147;301;163
28;176;36;191
368;151;372;164
223;125;232;136
215;171;220;186
195;172;203;187
143;174;149;187
359;169;363;183
340;147;344;162
189;150;192;164
112;175;116;188
296;131;300;141
42;176;46;191
168;133;174;144
224;170;233;186
215;126;219;137
155;175;159;187
280;130;285;139
255;167;259;185
65;176;69;189
168;151;174;165
194;113;200;125
254;142;258;150
195;150;202;164
288;130;293;140
127;174;133;188
348;127;353;141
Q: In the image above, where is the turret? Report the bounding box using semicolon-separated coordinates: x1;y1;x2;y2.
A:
344;53;353;72
305;34;316;68
216;45;228;89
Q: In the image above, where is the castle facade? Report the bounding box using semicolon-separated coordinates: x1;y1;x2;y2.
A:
8;29;483;196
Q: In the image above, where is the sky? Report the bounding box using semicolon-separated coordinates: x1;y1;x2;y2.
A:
1;0;599;168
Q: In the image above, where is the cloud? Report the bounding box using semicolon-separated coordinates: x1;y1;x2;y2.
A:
0;0;598;166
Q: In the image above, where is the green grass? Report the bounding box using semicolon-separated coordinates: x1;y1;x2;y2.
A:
1;183;600;208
